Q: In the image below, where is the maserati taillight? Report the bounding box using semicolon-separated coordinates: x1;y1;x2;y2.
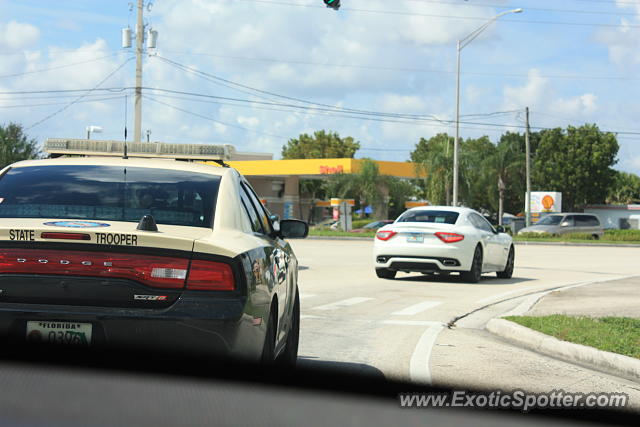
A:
434;232;465;243
376;230;397;241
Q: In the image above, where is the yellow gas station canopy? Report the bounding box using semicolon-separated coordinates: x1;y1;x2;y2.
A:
221;158;422;179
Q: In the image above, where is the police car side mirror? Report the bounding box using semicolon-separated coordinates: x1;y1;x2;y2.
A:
279;220;308;239
495;225;505;234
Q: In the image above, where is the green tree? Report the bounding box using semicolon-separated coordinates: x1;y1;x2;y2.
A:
388;179;420;219
532;124;618;211
410;133;453;205
483;137;525;224
326;159;397;219
281;130;360;159
607;171;640;204
282;130;360;222
0;123;39;168
459;136;496;212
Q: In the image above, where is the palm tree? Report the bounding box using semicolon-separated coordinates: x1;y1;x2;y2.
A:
484;139;525;224
412;134;454;205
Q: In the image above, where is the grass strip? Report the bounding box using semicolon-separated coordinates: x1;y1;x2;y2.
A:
504;315;640;359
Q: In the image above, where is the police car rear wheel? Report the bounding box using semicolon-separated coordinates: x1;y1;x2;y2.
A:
276;287;299;368
261;307;277;365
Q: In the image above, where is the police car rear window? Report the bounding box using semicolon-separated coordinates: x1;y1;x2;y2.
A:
397;210;459;224
0;165;220;228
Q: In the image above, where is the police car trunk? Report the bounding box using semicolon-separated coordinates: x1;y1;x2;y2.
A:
0;143;235;313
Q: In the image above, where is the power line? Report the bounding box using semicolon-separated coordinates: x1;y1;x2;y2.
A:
370;0;638;16
0;95;125;109
0;53;127;79
162;50;640;82
26;58;133;130
143;95;290;140
144;87;640;136
153;56;451;123
235;0;640;29
0;87;130;95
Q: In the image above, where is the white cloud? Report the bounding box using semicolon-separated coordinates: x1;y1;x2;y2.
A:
503;69;548;110
379;94;426;113
237;116;259;127
0;20;39;50
595;1;640;67
502;69;598;117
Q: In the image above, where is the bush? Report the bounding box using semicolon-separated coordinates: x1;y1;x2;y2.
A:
603;229;640;241
351;219;372;229
517;232;555;239
561;233;597;240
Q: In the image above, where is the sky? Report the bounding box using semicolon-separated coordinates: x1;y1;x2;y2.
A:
1;0;640;174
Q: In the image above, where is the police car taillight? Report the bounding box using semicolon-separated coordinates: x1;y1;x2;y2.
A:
186;260;235;291
151;267;187;280
0;249;189;289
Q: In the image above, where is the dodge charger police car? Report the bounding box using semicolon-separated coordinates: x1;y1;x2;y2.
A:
0;156;308;366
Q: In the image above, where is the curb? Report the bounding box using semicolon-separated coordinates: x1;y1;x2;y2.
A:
514;241;640;248
307;235;640;247
486;318;640;384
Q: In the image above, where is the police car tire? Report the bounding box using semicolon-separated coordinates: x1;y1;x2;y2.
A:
276;287;300;368
261;306;277;365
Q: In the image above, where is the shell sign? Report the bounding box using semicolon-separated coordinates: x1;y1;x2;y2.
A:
530;192;562;213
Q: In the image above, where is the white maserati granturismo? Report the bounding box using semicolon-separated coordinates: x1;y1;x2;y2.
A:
373;206;514;282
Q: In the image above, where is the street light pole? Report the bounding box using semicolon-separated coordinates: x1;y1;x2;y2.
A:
453;40;461;206
452;8;523;206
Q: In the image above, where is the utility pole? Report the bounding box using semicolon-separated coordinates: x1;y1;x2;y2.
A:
453;40;461;206
133;0;144;144
525;107;531;227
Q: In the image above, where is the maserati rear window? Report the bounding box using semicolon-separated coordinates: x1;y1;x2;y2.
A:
397;210;459;224
0;165;220;228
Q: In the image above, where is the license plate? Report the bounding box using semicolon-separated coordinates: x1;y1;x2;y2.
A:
26;321;92;346
406;233;424;243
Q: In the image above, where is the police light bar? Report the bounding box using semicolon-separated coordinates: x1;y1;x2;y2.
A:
44;138;235;161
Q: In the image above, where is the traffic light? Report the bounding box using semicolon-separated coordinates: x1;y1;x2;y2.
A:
324;0;340;10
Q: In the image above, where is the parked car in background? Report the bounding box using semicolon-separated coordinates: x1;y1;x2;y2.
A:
517;213;604;238
350;219;393;233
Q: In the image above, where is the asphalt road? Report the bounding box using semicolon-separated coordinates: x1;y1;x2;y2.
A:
290;239;640;407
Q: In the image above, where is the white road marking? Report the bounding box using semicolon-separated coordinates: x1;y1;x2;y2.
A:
312;297;374;311
391;301;442;316
409;323;445;385
381;320;443;326
299;293;317;299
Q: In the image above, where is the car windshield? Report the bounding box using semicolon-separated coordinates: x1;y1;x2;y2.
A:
536;215;564;226
397;210;459;224
0;165;220;228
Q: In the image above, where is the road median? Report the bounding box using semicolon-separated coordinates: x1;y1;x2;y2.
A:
487;317;640;383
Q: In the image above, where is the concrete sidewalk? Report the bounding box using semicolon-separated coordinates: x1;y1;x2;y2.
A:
487;276;640;383
527;276;640;318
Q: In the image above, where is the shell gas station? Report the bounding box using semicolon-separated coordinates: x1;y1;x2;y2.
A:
226;157;423;222
43;138;424;224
